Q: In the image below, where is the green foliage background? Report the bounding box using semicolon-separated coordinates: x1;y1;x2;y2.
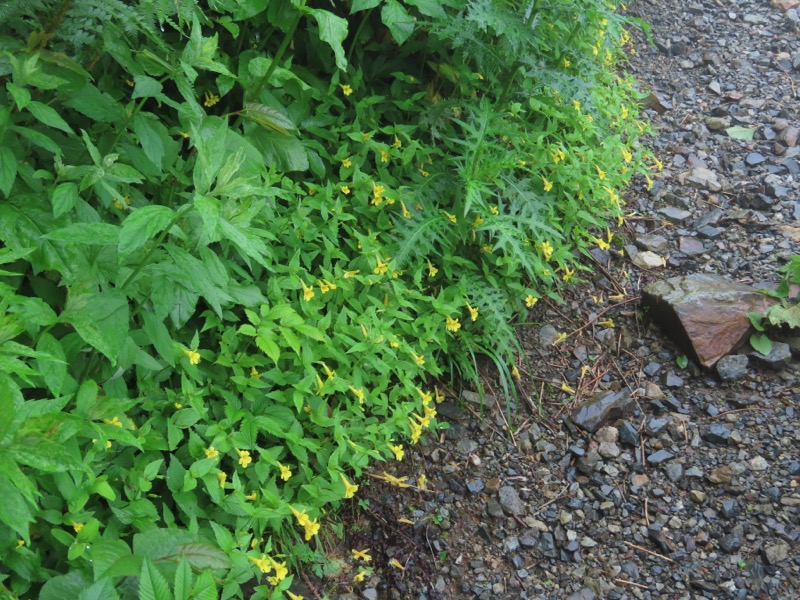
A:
0;0;654;598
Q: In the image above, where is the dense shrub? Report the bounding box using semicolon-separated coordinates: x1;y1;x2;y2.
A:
0;1;653;598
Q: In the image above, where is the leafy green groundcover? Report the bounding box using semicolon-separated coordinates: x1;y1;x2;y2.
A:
0;1;654;598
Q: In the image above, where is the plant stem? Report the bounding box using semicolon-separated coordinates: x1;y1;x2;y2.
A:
251;1;307;101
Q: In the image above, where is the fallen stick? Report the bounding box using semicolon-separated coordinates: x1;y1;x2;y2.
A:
624;541;675;563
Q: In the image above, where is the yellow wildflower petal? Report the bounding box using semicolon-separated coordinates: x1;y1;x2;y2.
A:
388;559;405;570
249;554;271;574
278;462;292;481
349;386;365;404
339;83;353;96
250;366;259;378
445;316;461;333
237;449;252;468
300;280;315;302
466;303;478;321
182;348;201;365
303;519;320;540
541;176;553;192
353;571;367;583
380;149;389;163
72;521;84;533
388;443;405;461
561;382;576;394
217;471;227;488
539;240;553;261
411;352;425;366
287;592;304;600
511;365;521;381
204;446;219;459
553;332;568;345
427;260;438;278
417;473;427;490
525;295;538;308
444;211;457;223
342;157;352;168
351;548;372;562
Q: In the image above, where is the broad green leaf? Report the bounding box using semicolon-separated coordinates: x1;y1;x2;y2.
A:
40;573;90;600
241;103;296;134
191;116;228;194
45;222;119;245
766;304;800;328
166;455;186;493
193;194;221;239
251;129;308;172
12;124;62;155
174;543;231;570
750;333;772;355
142;312;176;366
132;114;165;172
351;0;382;12
381;0;415;44
139;559;173;600
60;288;129;363
52;181;80;218
6;82;31;109
76;379;98;418
308;8;349;71
132;75;164;99
27;100;74;134
133;528;198;561
64;84;125;123
119;205;174;254
726;126;756;140
0;147;16;198
91;539;132;580
76;577;119;600
192;571;217;600
36;331;68;396
9;438;84;473
0;473;35;540
405;0;446;17
747;311;765;331
0;385;16;443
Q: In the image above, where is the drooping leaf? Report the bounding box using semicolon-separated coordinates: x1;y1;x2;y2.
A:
60;287;129;363
381;0;416;44
749;333;772;356
27;100;74;134
0;147;17;198
308;8;349;70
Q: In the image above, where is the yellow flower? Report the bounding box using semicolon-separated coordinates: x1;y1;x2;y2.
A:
380;149;389;163
269;559;288;585
599;319;614;328
573;100;581;111
417;473;427;489
473;215;484;227
103;416;123;427
511;365;521;380
596;165;606;179
621;105;629;119
319;279;337;294
409;418;423;444
340;473;359;499
553;332;568;345
550;150;562;164
434;386;445;403
249;554;271;574
466;303;478;321
388;444;404;461
106;440;112;449
352;549;372;562
341;185;351;194
444;212;457;223
378;471;410;487
303;519;320;540
593;236;610;251
203;91;220;107
389;558;404;570
339;83;353;96
393;136;402;148
622;148;632;163
645;175;654;190
344;269;360;278
400;200;411;218
278;462;292;481
72;521;84;533
182;348;201;365
416;387;433;405
287;592;304;600
342;157;352;168
539;240;554;261
300;279;315;301
525;295;538;308
489;205;499;215
427;260;438;278
541;176;553;192
353;571;367;583
237;449;252;468
374;256;388;275
372;183;385;204
445;316;461;333
349;386;365;404
562;57;571;68
361;131;372;141
245;491;257;501
482;244;493;253
16;539;24;549
418;168;429;177
217;471;227;488
561;382;576;394
250;366;259;378
321;362;335;380
204;446;219;459
563;267;575;283
411;352;425;366
290;506;311;527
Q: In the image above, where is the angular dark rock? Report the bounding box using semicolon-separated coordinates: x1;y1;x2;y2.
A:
750;342;792;369
719;526;743;553
703;424;732;445
647;449;674;464
570;389;634;433
619;421;640;447
642;274;776;367
498;486;525;516
679;236;705;256
716;354;749;380
658;206;693;224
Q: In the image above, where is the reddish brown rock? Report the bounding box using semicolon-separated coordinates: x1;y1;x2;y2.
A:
771;0;799;11
642;274;776;367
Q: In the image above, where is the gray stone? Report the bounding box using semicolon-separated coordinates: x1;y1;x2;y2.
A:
750;341;792;369
647;449;674;464
745;152;767;166
748;456;768;471
570;389;634;433
539;533;557;558
721;499;738;518
467;479;485;493
716;354;749;380
487;499;504;518
665;462;683;482
498;486;525;516
679;236;705;256
762;542;790;564
636;234;670;253
633;251;664;269
618;421;639;447
703;424;731;445
665;373;684;388
595;426;619;444
659;206;693;224
598;441;621;458
685;166;722;191
705;116;730;130
642;274;776;367
539;324;560;346
457;438;479;454
363;589;378;600
708;465;734;484
577;448;603;474
719;526;743;553
647;416;671;435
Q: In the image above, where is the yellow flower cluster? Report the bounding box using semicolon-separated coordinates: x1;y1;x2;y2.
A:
539;240;553;262
182;348;201;365
445;316;461;333
249;553;288;586
290;506;320;541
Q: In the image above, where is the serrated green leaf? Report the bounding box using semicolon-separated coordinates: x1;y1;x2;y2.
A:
142;312;176;367
13;124;62;154
40;573;90;600
750;332;772;355
175;543;231;570
726;126;756;140
91;540;132;581
36;331;68;396
27;100;73;134
256;334;281;363
119;205;174;254
0;386;16;443
132;75;163;99
0;147;17;197
52;181;80;218
351;0;381;11
60;288;129;363
766;303;800;328
308;8;349;70
45;222;119;245
0;473;35;540
6;82;31;109
140;559;173;600
192;571;217;600
194;194;221;238
9;438;84;473
173;557;193;600
77;577;119;600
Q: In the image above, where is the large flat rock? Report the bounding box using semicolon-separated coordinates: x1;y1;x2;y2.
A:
642;274;776;367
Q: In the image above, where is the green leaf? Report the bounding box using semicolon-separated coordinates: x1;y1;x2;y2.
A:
192;571;217;600
0;147;17;197
747;311;765;331
726;126;756;140
40;573;90;600
381;0;415;44
119;205;174;254
45;222;119;245
676;355;688;369
193;195;221;239
132;75;164;99
0;473;35;539
139;559;174;600
191;116;228;194
132;114;165;172
173;557;193;600
77;577;119;600
405;0;446;17
91;539;132;580
0;385;16;443
36;331;68;396
142;312;176;367
766;304;800;329
750;333;772;356
242;103;296;134
6;82;31;109
9;438;84;473
60;288;129;363
12;124;62;155
351;0;382;11
251;129;308;172
52;182;80;218
27;100;74;134
174;543;231;570
308;8;349;71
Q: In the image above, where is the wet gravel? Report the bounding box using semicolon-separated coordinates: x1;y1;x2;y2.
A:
299;1;800;598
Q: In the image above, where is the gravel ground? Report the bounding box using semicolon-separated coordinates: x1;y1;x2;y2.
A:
295;1;800;598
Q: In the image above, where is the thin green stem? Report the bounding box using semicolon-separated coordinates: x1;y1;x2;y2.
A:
251;1;307;101
346;8;375;67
